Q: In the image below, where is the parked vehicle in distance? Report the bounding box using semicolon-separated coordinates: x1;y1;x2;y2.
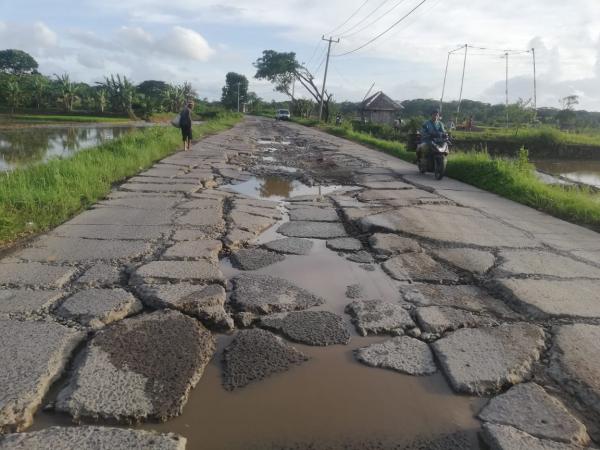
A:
275;109;291;121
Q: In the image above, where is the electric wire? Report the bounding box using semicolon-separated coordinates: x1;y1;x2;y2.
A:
326;0;370;35
340;0;408;39
304;40;323;68
333;0;428;57
335;0;393;37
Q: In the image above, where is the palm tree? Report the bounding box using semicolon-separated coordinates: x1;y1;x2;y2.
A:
54;73;79;112
6;79;22;114
163;84;186;112
95;89;107;113
31;75;49;110
98;74;137;119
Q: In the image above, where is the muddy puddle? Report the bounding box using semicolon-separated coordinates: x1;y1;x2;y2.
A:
224;176;344;201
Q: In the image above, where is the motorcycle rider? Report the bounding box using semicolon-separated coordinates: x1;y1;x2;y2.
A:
417;109;446;162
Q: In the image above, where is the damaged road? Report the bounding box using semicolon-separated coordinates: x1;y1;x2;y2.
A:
1;116;600;450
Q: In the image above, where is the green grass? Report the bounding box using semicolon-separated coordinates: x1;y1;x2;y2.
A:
296;119;600;231
0;114;132;124
0;113;242;244
453;126;600;147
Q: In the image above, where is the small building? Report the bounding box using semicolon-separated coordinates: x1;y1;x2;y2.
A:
360;91;402;126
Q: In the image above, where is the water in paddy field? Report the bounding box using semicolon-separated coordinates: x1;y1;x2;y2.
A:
0;124;149;171
223;176;344;201
533;159;600;188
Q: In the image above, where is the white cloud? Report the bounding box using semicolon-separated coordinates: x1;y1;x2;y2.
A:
0;21;58;53
159;26;215;61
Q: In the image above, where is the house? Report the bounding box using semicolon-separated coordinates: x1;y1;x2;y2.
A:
360;91;402;126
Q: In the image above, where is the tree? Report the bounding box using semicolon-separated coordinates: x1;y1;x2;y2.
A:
95;89;107;113
0;49;39;74
29;75;50;109
557;95;579;129
254;50;332;121
5;78;23;113
97;74;137;118
54;74;79;112
507;98;535;133
221;72;248;110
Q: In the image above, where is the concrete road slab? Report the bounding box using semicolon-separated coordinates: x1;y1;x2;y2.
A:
0;320;84;432
0;263;78;288
130;260;224;285
355;336;437;375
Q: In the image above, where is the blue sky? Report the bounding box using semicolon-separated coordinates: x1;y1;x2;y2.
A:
2;0;600;110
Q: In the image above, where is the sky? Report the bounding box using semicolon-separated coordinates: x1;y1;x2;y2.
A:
1;0;600;110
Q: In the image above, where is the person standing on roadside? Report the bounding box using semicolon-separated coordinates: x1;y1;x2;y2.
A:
180;101;194;151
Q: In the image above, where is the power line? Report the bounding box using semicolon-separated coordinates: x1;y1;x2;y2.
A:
333;0;428;57
304;41;324;68
341;0;408;39
326;0;370;35
336;0;392;37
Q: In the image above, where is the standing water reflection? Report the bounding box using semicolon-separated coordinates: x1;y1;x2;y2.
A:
0;125;148;171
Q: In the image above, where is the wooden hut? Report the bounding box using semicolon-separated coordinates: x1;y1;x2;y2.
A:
360;91;402;125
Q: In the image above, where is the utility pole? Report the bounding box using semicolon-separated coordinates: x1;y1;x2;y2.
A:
319;35;339;122
237;82;240;113
439;51;451;114
532;47;537;121
455;44;468;125
505;52;509;128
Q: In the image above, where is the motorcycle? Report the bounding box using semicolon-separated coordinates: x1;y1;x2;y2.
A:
416;133;451;180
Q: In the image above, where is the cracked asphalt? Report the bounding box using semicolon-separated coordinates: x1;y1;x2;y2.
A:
1;116;600;450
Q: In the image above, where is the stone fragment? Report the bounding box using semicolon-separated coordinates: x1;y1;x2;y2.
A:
176;210;225;229
382;253;459;282
491;279;600;319
355;336;437;375
548;324;600;418
0;426;186;450
259;310;350;346
432;323;546;395
0;290;63;316
416;306;495;335
400;284;517;318
345;299;415;336
56;310;215;422
129;260;224;285
262;238;313;255
136;283;233;330
163;240;222;261
224;228;257;249
289;207;339;222
360;206;537;248
431;248;495;274
222;329;308;390
478;383;589;445
326;237;362;252
55;288;143;329
230;248;285;270
75;263;122;287
230;274;324;314
346;251;374;264
0;262;78;288
277;221;347;239
497;249;600;278
52;224;168;241
229;211;276;234
368;233;422;255
482;423;585;450
0;320;84;432
345;284;364;299
12;237;153;262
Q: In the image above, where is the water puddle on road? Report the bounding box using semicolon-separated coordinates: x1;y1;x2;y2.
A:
223;176;344;201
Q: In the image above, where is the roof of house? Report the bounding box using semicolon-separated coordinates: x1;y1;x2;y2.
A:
361;91;402;111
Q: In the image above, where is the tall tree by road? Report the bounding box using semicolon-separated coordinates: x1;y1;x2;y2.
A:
253;50;332;121
0;49;39;74
221;72;248;111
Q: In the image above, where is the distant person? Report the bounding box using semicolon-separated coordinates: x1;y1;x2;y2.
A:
180;101;194;151
449;120;456;131
467;115;474;132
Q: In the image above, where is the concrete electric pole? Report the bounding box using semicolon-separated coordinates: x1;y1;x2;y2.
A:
318;35;339;122
237;82;240;113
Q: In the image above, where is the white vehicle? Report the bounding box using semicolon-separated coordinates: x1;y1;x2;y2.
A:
275;109;291;121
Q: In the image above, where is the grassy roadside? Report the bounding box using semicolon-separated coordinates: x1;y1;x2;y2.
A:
0;113;242;245
294;118;600;231
453;127;600;147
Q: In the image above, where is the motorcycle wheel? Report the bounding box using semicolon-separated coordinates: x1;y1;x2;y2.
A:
434;156;447;180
